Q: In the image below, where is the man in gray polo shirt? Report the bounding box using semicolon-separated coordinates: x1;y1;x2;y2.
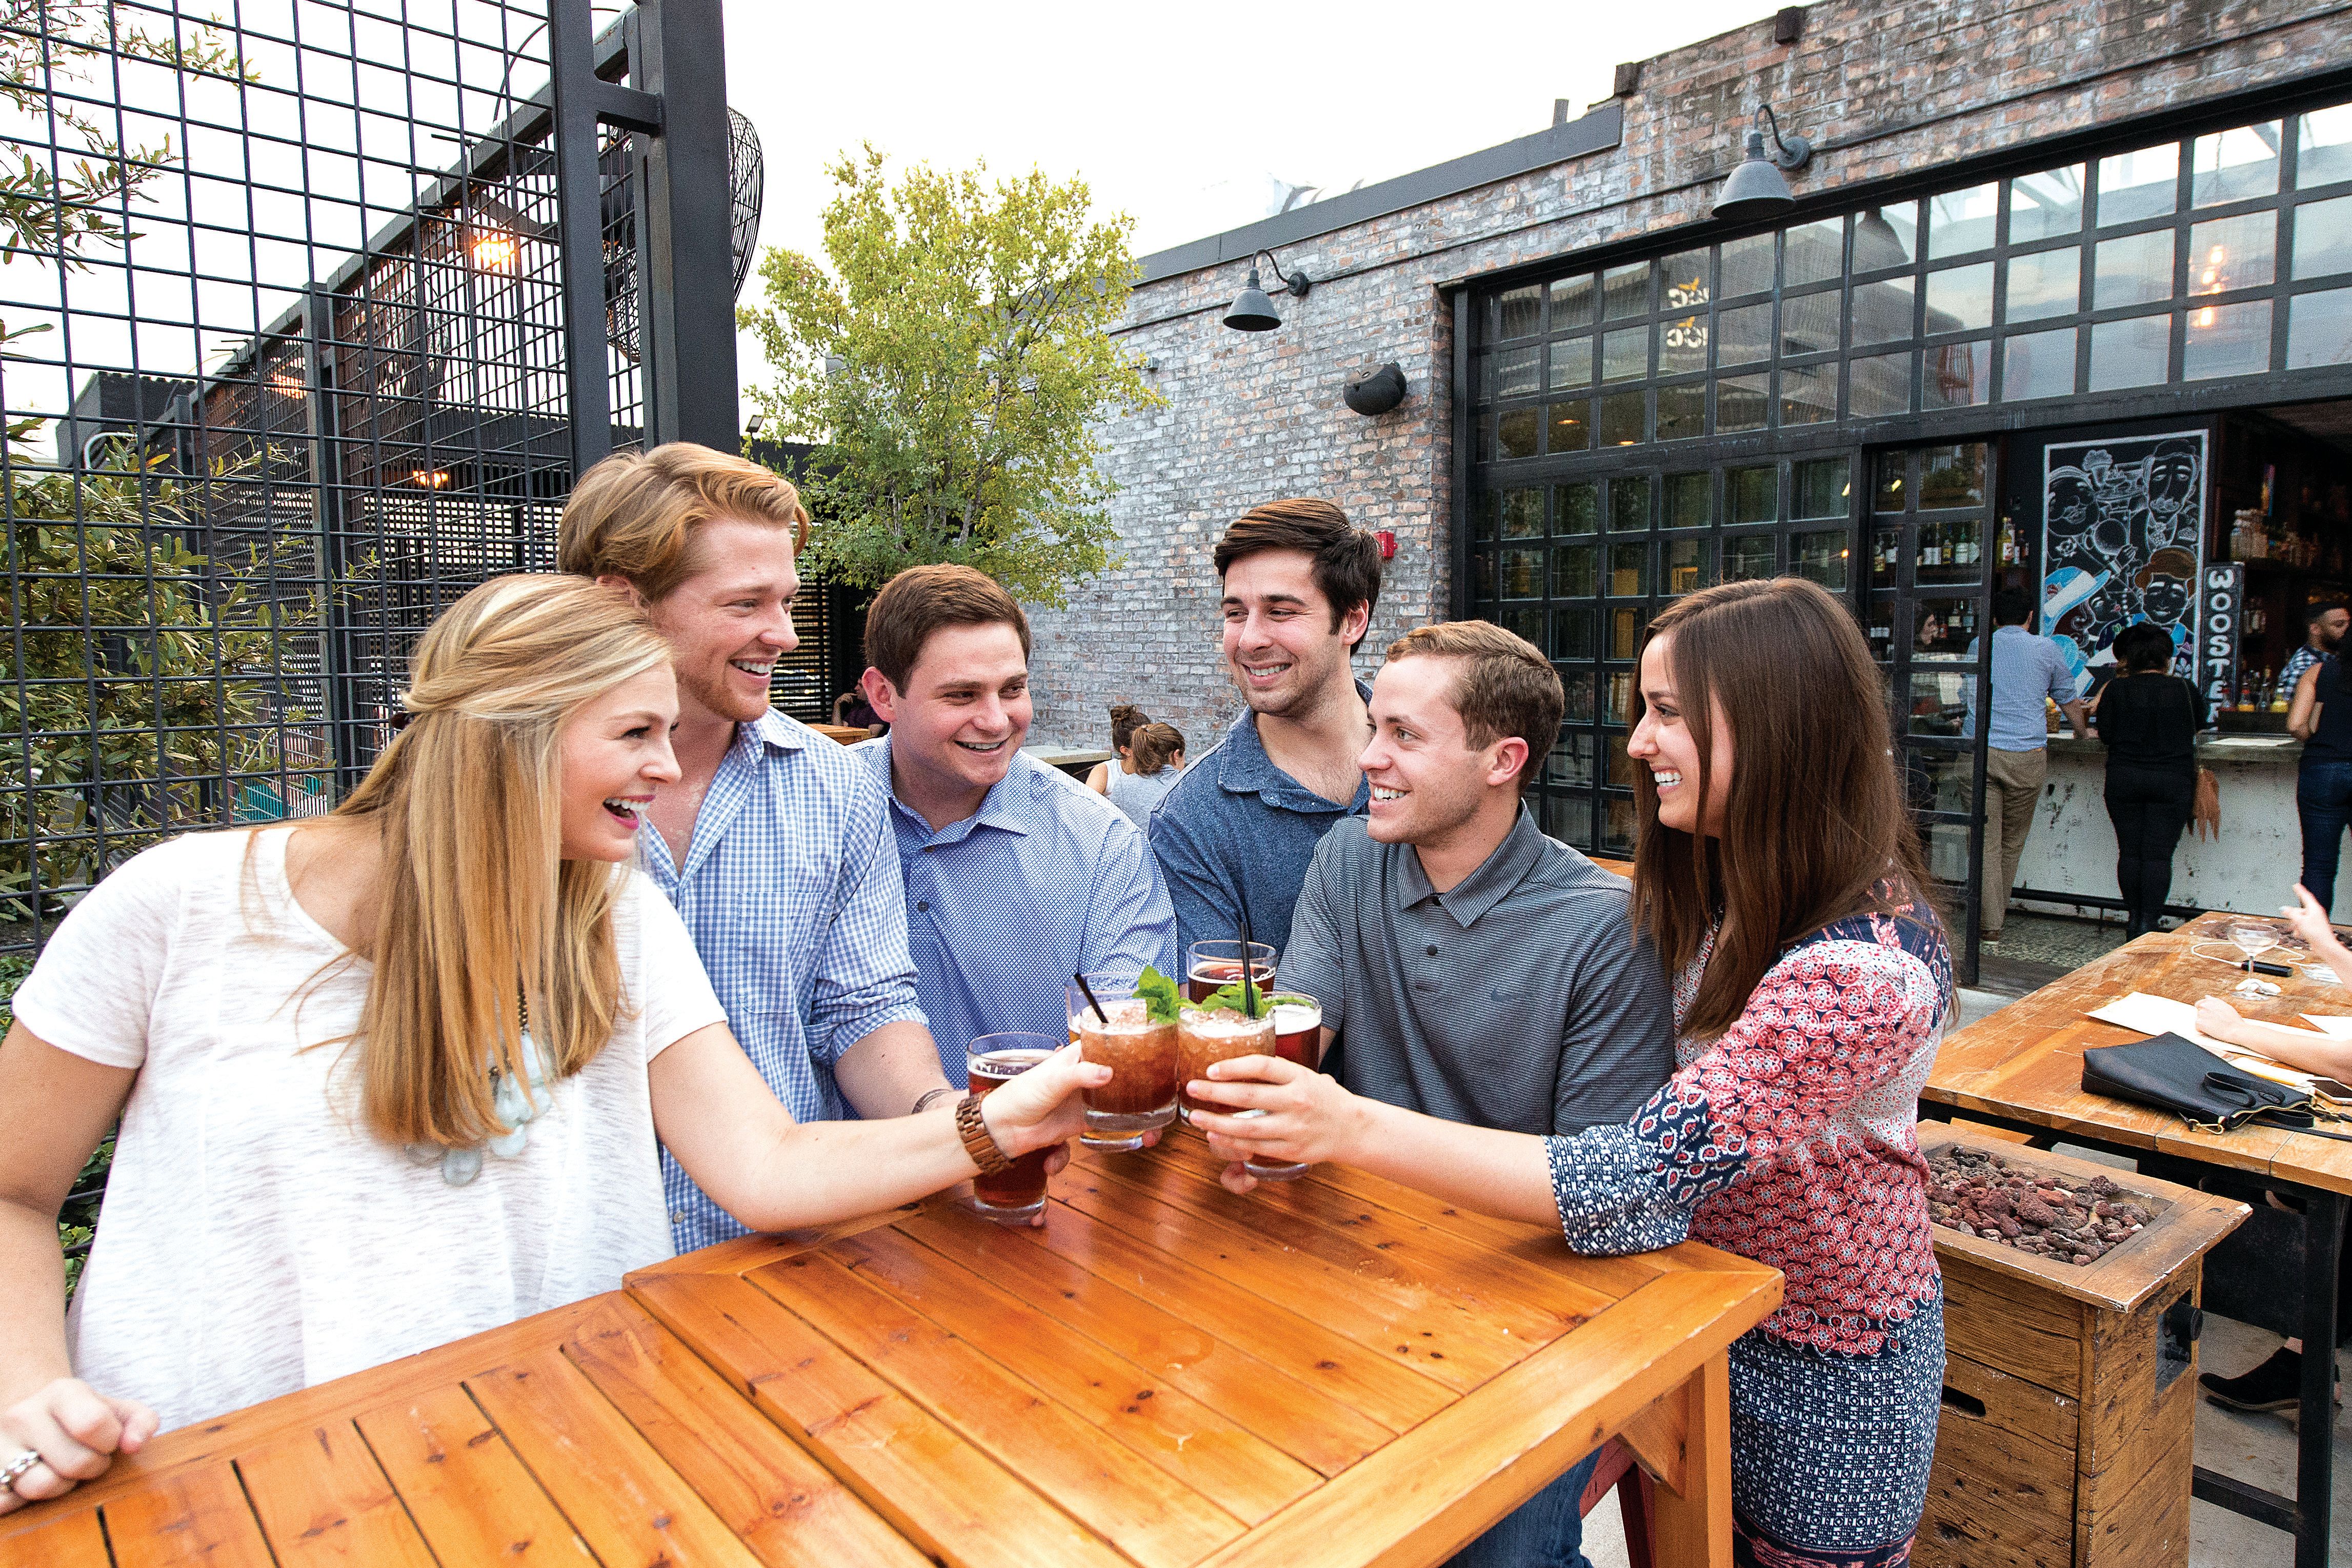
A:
1250;619;1674;1568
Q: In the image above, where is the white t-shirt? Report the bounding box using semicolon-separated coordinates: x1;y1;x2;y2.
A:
11;826;729;1432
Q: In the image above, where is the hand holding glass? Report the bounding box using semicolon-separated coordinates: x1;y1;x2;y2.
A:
963;1037;1101;1224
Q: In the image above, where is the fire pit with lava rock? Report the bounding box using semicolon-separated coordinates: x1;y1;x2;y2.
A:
1925;1144;2161;1265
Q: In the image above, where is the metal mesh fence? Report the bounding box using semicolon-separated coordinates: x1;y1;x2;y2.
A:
0;0;670;958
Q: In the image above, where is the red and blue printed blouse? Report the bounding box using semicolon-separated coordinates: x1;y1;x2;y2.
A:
1544;896;1954;1355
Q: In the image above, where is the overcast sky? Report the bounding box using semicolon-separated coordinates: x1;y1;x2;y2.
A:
721;0;1772;396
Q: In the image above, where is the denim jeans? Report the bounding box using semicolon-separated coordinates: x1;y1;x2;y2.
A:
2300;761;2352;914
1446;1448;1603;1568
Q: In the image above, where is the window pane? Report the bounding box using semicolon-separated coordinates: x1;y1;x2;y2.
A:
1723;533;1776;581
1905;747;1977;816
1549;273;1596;329
1917;516;1984;584
2097;142;2179;226
1874;452;1906;512
1657;381;1705;440
1609;542;1647;597
1908;672;1974;737
1658;312;1708;377
1664;471;1711;529
1602;262;1651;320
1501;548;1543;598
1497;284;1543;339
1601;326;1648;382
2087;312;2173;390
1472;550;1494;600
1923;340;1992;407
1725;465;1777;524
1551;607;1597;662
1544;792;1593;848
2094;229;2175;308
1598;390;1647;446
1554;482;1598;534
1716;301;1773;366
1925;263;1995;332
2299;103;2352;189
1850;350;1916;416
1494;345;1540;396
1549;336;1593;390
1611;476;1652;532
1792;457;1851;520
1872;527;1900;592
1602;795;1636;854
1919;445;1987;509
1547;401;1591;453
1500;608;1545;647
1562;670;1595;723
1781;290;1842;356
1547;732;1596;786
1778;363;1836;426
1853;203;1919;270
1606;733;1635;789
1720;232;1775;297
1927;182;1999;257
1665;536;1715;596
1499;488;1543;538
2004;246;2080;322
1784;217;1843;286
2288;287;2352;370
2009;165;2086;242
1716;373;1770;433
2004;326;2077;400
1498;406;1540;458
1552;544;1597;597
1662;250;1711;309
1851;277;1915;346
2184;298;2272;378
2187;211;2277;294
1473;491;1498;542
1605;672;1635;727
1912;597;1985;661
1792;529;1851;592
2192;123;2280;207
2295;194;2352;278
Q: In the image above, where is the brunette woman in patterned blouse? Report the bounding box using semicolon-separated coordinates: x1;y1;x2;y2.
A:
1192;577;1954;1568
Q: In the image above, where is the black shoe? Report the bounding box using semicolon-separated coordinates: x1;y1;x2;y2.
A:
2200;1348;2339;1415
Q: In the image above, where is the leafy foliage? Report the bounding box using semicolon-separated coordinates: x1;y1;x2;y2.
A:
740;146;1160;608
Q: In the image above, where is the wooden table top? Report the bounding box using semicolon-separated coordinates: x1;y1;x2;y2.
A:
1926;910;2352;1194
0;1134;1781;1568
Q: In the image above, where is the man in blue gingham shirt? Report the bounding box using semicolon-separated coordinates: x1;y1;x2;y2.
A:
558;445;950;1256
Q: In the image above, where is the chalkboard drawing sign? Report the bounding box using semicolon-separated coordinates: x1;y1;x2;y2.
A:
2040;430;2208;698
2200;562;2243;715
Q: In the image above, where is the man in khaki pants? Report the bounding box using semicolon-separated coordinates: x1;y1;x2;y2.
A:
1974;587;2088;943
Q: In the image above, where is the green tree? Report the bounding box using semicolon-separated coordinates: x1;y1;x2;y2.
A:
740;146;1160;608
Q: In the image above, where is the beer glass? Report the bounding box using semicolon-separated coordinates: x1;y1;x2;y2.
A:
965;1035;1056;1222
1244;993;1322;1182
1187;939;1274;1003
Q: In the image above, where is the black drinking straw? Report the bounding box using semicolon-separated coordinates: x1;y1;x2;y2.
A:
1073;970;1109;1024
1238;906;1259;1018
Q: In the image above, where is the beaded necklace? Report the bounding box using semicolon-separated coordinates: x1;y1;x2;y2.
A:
402;991;549;1187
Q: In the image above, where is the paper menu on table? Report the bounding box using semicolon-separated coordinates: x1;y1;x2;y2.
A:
2085;992;2228;1049
2303;1015;2352;1039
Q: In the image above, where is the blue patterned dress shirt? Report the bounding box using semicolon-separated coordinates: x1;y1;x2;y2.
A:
645;709;929;1253
854;737;1178;1079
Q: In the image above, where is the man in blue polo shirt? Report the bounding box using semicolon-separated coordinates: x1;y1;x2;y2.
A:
854;564;1176;1073
1967;587;2088;943
1150;499;1382;965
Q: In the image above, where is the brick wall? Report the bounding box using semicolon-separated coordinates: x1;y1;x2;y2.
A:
1023;0;2352;748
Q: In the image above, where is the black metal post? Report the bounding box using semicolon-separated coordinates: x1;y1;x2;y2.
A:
629;0;739;451
2296;1190;2342;1568
303;290;358;785
549;0;617;478
1448;290;1473;623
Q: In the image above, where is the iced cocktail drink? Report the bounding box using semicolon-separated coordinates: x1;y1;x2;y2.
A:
1070;992;1177;1149
1177;1006;1277;1123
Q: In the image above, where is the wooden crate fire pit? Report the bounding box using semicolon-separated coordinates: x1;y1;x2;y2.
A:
1915;1123;2248;1568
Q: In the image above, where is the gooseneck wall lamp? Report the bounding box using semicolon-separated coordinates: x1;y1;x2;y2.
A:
1712;105;1813;222
1222;249;1313;332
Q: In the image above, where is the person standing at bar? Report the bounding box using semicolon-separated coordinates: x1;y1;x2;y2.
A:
558;444;953;1254
2093;623;2206;937
2291;629;2352;915
1150;500;1381;961
1971;587;2087;944
851;565;1175;1073
2278;600;2346;707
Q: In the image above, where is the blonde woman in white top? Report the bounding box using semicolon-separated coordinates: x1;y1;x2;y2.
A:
0;575;1102;1514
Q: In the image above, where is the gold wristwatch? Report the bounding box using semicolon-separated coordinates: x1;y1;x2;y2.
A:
955;1093;1012;1173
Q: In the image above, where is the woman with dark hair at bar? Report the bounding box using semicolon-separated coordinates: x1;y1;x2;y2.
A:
1193;578;1954;1567
1105;721;1187;828
2093;621;2205;936
1084;702;1152;795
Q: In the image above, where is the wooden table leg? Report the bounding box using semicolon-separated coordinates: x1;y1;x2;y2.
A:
1645;1351;1733;1567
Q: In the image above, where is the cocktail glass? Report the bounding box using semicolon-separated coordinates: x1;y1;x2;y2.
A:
1067;975;1177;1152
1177;1005;1277;1125
2228;920;2283;998
966;1035;1056;1223
1187;939;1275;1003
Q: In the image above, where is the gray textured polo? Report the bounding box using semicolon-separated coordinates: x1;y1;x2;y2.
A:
1275;809;1675;1136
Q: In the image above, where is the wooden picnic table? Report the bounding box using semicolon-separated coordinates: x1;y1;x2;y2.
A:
0;1132;1781;1568
1923;909;2351;1568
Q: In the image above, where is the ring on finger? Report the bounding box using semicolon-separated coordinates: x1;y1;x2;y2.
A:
0;1450;42;1494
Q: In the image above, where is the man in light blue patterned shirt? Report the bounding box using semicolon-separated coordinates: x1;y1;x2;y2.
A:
559;444;952;1253
853;565;1176;1073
